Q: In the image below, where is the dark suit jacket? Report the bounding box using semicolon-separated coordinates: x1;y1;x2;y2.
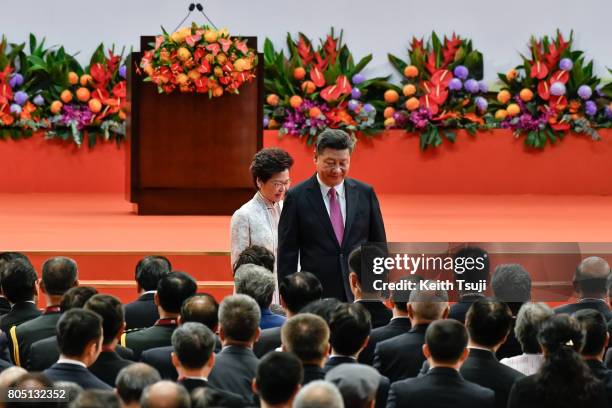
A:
555;299;612;321
260;309;286;330
0;297;11;315
449;294;486;323
8;311;61;367
208;345;259;400
124;292;159;330
357;300;392;329
302;363;326;384
43;362;111;390
278;175;387;301
586;359;612;406
178;378;247;407
89;350;133;387
373;323;429;382
359;317;411;365
253;326;281;358
496;324;522;360
388;367;495;408
0;302;41;334
122;323;177;360
324;356;389;408
508;373;609;408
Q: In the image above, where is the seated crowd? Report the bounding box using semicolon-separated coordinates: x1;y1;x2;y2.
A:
0;248;611;407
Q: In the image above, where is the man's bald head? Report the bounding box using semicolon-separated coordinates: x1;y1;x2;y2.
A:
140;381;190;408
575;257;611;298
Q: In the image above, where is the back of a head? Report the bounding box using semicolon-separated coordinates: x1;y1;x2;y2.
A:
157;271;197;314
84;294;124;345
1;258;37;303
426;319;468;364
452;246;489;284
57;309;102;358
232;245;275;274
325;364;380;408
70;390;120;408
573;309;608;357
140;381;190;408
575;256;611;297
42;256;78;296
116;363;161;405
234;263;276;310
390;275;423;311
256;351;303;405
191;387;230;408
60;286;98;312
171;322;215;370
0;252;31;277
491;263;532;303
180;293;218;330
514;302;554;354
315;128;355;155
465;299;513;347
0;366;27;388
281;313;330;362
329;303;371;356
135;256;172;291
408;288;449;321
218;294;261;343
6;373;55;408
280;271;323;314
293;380;345;408
300;298;342;325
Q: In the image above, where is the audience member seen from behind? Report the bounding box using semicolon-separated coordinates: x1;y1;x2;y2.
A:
254;351;303;408
448;246;490;323
139;381;190;408
115;363;161;408
234;263;285;329
293;380;344;408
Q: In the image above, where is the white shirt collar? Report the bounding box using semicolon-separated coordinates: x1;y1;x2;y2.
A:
316;174;345;199
143;290;157;295
183;376;208;381
57;357;87;368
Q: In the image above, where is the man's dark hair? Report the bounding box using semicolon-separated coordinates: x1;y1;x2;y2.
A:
41;256;78;295
135;255;172;291
218;294;260;342
492;263;532;304
465;299;513;347
85;294;124;345
249;147;294;189
281;313;330;362
0;252;31;282
574;309;608;356
171;322;215;369
390;275;423;311
315;129;355;155
233;245;275;274
257;351;303;405
279;271;323;314
70;390;120;408
329;303;371;355
1;258;37;303
300;298;342;324
426;319;468;363
60;286;98;312
452;246;489;284
115;363;161;404
181;293;219;330
56;308;102;357
157;271;197;314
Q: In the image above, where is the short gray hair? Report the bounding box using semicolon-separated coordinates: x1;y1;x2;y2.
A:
409;289;449;321
491;264;532;303
115;363;161;404
234;264;276;309
294;380;344;408
218;294;261;342
171;322;215;369
515;302;554;354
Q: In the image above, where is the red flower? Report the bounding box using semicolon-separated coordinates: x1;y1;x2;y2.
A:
530;62;549;79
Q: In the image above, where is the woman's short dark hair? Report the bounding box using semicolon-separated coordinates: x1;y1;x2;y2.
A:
250;148;293;189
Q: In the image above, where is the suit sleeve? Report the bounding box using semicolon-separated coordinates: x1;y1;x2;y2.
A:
369;187;386;243
230;210;250;267
386;384;398;408
277;189;300;282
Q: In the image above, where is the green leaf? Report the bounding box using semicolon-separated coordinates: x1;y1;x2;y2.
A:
387;53;407;76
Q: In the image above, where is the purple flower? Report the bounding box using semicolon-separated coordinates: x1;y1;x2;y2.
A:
348;99;360;111
577;85;592;100
453;65;469;80
60;104;94;130
550;82;566;96
585;100;597;116
119;65;127;79
464;79;479;94
363;103;375;114
263;117;269;127
393;111;408;127
33;95;45;106
605;106;612;119
14;91;28;106
9;104;21;114
475;96;488;111
448;78;462;91
9;73;23;88
478;81;488;93
596;85;605;97
559;58;573;71
281;99;331;136
352;73;365;85
409;108;432;130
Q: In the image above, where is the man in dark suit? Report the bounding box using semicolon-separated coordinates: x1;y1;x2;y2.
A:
9;256;78;367
43;309;110;389
448;246;490;323
555;256;612;320
171;322;246;407
85;294;133;386
121;271;196;359
116;363;161;407
326;363;383;408
0;258;41;333
254;271;323;358
387;319;495;408
124;255;172;330
254;352;303;408
139;381;190;408
374;288;449;382
281;313;330;385
0;252;32;316
141;293;221;380
278;129;387;301
208;294;260;400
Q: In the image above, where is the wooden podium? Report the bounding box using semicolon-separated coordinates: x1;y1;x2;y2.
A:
127;36;262;215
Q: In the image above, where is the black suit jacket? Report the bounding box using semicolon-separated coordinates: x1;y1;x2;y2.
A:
124;292;159;330
253;326;281;358
586;359;612;406
0;302;41;334
89;350;133;387
8;311;61;367
555;300;612;321
359;317;411;365
357;300;392;329
208;345;259;400
449;294;486;323
302;363;326;384
373;323;428;382
388;367;495;408
43;362;111;390
324;356;389;408
122;323;177;360
178;378;247;407
0;297;11;315
278;175;387;301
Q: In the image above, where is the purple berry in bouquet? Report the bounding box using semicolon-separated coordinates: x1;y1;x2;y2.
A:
9;104;22;114
351;88;362;99
348;100;360;111
595;85;604;97
9;73;23;88
33;95;45;106
475;96;488;111
352;73;365;85
14;91;28;106
559;58;573;71
263;117;270;127
585;100;597;116
478;81;488;93
119;65;127;79
464;79;479;94
550;82;566;96
453;65;469;80
363;103;375;114
448;78;462;91
577;85;592;100
605;106;612;119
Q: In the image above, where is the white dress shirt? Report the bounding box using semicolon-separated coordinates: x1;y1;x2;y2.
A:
316;174;346;225
500;353;544;376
